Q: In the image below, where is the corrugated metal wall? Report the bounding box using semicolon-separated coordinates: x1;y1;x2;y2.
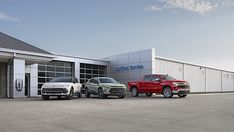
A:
222;71;234;92
155;58;234;93
206;68;222;92
155;59;183;80
184;65;206;92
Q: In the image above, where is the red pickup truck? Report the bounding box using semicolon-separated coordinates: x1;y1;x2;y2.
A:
128;74;190;98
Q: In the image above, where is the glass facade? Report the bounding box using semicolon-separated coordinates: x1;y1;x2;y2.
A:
80;63;107;84
38;61;74;95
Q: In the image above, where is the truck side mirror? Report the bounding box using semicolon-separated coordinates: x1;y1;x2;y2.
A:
155;78;160;82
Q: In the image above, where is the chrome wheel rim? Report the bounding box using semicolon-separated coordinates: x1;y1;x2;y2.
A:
132;88;137;96
164;88;171;97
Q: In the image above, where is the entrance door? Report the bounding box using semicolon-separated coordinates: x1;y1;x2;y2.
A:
25;73;30;97
0;63;7;98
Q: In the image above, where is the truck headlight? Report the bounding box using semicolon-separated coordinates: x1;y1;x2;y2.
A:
173;82;179;87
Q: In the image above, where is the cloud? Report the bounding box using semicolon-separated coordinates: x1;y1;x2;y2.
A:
0;12;18;22
144;5;162;11
145;0;234;15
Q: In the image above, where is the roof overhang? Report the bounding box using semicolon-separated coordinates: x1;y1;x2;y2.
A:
0;47;55;64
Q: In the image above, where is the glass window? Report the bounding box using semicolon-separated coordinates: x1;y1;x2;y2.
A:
50;77;73;82
65;68;72;72
79;63;107;84
80;74;85;78
80;69;85;73
38;72;45;77
47;61;56;66
152;76;160;82
38;90;41;95
56;73;65;77
86;69;92;74
65;63;72;67
47;72;55;77
99;78;117;83
89;79;95;84
38;66;45;71
143;75;151;81
56;67;64;72
93;70;98;74
80;64;85;68
47;66;55;71
38;78;45;83
80;79;85;84
65;73;72;77
86;65;92;69
56;62;65;67
161;75;176;80
86;74;92;78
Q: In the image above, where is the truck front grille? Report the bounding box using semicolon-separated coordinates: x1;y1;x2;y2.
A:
177;84;190;89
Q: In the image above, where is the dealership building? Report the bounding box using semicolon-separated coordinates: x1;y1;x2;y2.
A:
0;32;234;98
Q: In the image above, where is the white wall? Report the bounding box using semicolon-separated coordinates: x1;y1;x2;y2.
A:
155;59;184;80
222;71;234;92
30;64;38;96
206;68;222;92
184;65;206;92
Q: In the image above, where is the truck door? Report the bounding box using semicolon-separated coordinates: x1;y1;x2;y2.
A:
150;75;161;93
141;75;153;92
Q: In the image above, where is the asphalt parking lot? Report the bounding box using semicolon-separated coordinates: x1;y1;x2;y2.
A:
0;93;234;132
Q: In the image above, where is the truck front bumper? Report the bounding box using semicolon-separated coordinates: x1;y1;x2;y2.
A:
172;89;190;95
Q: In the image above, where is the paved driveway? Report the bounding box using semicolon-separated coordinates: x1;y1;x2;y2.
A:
0;93;234;132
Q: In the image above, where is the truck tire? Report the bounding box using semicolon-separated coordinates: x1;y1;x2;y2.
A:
85;88;90;98
178;94;187;98
163;87;173;98
67;88;74;100
131;87;139;97
98;88;106;99
42;95;49;100
145;93;153;97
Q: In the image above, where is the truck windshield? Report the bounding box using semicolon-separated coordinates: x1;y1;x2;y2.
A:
99;78;117;83
161;75;176;80
49;77;73;82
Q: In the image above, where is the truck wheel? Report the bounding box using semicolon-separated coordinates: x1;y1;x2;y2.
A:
85;88;90;98
163;87;173;98
67;89;74;100
145;93;153;97
119;94;126;99
178;94;187;98
42;95;49;100
77;92;82;98
131;87;139;97
98;88;106;99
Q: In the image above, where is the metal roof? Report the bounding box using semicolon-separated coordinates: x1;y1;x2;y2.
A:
0;32;52;55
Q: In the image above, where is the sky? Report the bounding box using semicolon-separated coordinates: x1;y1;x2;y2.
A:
0;0;234;71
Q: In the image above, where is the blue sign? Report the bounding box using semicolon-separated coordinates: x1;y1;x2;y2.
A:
114;65;144;72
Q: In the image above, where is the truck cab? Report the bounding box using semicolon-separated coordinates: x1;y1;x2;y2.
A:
128;74;190;98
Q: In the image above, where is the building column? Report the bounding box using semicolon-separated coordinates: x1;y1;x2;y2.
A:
12;59;25;98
